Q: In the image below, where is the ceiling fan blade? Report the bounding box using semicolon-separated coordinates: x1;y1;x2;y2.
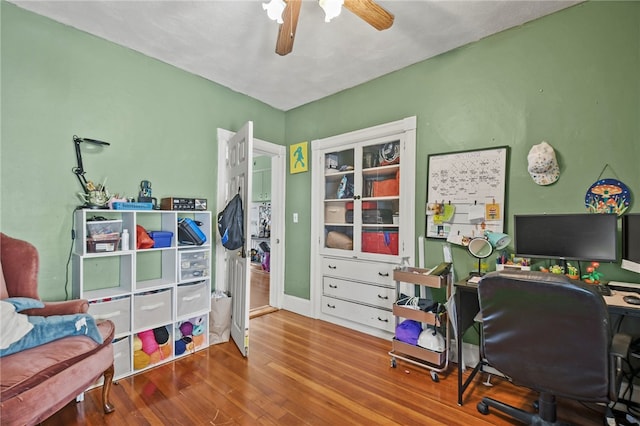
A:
344;0;394;31
275;0;302;56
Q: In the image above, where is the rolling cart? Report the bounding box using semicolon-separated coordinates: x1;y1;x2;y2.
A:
389;266;451;382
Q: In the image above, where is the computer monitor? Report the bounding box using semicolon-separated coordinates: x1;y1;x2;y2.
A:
622;213;640;274
514;213;618;263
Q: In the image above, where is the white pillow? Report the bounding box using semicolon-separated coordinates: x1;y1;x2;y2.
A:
0;300;33;350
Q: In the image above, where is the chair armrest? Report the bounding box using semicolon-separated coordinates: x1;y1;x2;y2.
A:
609;332;632;401
22;300;89;316
611;333;631;359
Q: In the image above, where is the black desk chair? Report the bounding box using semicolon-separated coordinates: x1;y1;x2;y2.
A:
477;270;630;425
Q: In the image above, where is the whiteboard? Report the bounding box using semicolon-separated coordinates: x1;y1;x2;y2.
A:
425;146;509;240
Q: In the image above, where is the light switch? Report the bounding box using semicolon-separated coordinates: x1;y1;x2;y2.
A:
293;213;299;223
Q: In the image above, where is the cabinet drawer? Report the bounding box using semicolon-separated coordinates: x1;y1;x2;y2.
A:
177;281;209;317
323;277;394;309
322;296;394;333
88;296;131;336
321;257;395;286
133;289;172;331
113;336;131;377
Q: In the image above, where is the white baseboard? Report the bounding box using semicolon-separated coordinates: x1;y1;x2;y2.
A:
281;294;313;317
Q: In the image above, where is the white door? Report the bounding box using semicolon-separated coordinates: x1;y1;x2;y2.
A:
220;122;253;356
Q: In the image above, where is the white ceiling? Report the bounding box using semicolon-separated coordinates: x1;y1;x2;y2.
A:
9;0;581;111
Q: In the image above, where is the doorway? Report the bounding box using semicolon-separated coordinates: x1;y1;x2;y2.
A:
215;129;287;322
249;147;284;318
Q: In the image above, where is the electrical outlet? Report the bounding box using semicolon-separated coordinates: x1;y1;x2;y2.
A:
293;213;298;223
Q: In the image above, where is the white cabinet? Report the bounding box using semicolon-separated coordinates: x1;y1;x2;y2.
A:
72;209;212;379
311;117;417;338
252;156;271;202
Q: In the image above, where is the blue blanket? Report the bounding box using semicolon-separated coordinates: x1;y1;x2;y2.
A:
0;298;103;357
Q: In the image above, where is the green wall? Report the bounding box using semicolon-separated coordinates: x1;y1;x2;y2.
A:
2;1;639;302
0;2;285;300
283;1;640;297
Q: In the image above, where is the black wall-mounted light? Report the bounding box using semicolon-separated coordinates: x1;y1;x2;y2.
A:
72;135;110;193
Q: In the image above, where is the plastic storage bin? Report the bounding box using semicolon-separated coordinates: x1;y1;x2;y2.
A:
87;219;122;237
362;230;399;255
148;231;173;248
179;250;209;282
86;219;122;253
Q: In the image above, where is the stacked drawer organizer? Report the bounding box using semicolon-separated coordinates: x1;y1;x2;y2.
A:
73;209;212;381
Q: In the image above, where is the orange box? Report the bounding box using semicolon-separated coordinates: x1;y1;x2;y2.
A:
372;171;399;197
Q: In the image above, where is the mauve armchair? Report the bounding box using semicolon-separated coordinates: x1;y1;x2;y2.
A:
0;232;116;426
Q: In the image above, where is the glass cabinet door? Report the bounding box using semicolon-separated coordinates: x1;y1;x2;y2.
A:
323;148;355;252
322;140;401;257
360;140;400;256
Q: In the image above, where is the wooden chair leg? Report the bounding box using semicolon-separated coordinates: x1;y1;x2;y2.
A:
102;364;115;414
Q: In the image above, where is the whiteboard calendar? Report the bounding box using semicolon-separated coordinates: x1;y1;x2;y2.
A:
426;146;509;240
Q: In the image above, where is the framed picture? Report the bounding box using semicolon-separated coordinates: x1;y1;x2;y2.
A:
290;141;308;174
425;146;509;240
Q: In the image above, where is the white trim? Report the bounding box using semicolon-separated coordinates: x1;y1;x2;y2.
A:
282;295;313;318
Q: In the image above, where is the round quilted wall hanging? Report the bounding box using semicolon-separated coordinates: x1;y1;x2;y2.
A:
585;178;631;216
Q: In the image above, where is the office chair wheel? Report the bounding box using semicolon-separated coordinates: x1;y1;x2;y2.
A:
477;401;489;415
430;371;439;382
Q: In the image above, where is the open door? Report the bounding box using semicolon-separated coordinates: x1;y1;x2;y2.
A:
219;122;253;357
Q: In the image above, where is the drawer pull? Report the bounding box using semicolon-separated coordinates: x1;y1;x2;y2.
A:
93;310;121;320
329;284;338;289
378;272;389;277
140;302;165;311
328;265;337;270
377;317;389;322
377;294;388;300
327;303;336;309
182;294;201;301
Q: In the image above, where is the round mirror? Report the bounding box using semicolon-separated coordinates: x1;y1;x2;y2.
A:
468;237;493;259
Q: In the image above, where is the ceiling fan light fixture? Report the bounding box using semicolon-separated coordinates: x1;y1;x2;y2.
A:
263;0;286;24
319;0;344;23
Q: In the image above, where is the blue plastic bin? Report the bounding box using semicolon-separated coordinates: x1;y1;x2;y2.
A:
148;231;173;248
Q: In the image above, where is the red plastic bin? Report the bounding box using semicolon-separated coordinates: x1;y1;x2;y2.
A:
362;231;398;255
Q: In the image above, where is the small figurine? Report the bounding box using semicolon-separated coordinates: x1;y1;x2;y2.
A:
582;261;603;284
566;263;579;280
140;180;152;198
549;264;564;274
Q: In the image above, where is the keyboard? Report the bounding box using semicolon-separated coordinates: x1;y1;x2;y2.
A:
608;281;640;294
594;284;612;296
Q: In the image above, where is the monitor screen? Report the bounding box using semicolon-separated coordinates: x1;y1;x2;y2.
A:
622;213;640;274
514;213;617;262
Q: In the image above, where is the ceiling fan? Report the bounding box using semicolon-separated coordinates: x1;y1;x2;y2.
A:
273;0;394;56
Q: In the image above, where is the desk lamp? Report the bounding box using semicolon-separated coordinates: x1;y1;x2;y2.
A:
468;230;511;276
72;135;110;192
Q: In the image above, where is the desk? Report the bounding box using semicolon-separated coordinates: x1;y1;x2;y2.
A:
454;279;484;406
454;279;640;406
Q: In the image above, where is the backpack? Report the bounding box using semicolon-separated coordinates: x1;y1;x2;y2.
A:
217;193;244;250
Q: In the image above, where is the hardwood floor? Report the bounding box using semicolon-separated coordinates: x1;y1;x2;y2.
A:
250;264;270;311
44;310;608;425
